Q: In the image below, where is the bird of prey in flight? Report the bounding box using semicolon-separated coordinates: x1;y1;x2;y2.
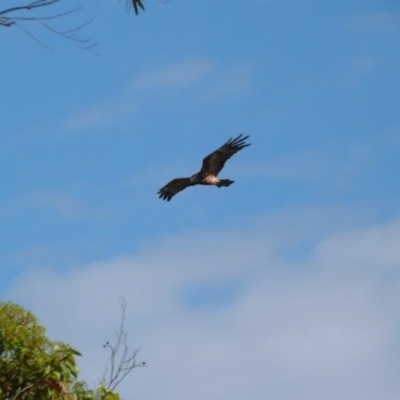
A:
158;134;250;201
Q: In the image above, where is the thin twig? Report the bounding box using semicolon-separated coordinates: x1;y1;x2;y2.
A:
0;0;95;50
101;299;146;393
0;0;60;16
9;7;82;22
15;22;54;49
10;383;35;400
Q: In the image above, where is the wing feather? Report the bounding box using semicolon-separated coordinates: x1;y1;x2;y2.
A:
200;134;250;176
157;178;194;201
132;0;145;15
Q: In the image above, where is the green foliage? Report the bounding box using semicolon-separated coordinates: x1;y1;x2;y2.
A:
0;301;120;400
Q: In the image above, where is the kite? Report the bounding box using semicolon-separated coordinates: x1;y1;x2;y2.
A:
158;134;250;201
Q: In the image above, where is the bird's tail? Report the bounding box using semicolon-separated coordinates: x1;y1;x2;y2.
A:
217;179;234;188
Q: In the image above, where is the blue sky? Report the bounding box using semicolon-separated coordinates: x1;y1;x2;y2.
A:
1;0;400;399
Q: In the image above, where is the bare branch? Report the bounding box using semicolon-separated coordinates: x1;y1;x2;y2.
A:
0;0;95;50
10;383;35;400
14;21;55;50
0;0;60;17
9;7;82;22
101;298;146;392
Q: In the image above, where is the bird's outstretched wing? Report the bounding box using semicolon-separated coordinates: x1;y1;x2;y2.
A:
200;134;250;176
158;178;195;201
132;0;145;15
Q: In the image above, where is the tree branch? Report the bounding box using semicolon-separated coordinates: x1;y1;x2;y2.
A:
10;383;35;400
0;0;60;17
0;0;95;50
101;298;146;393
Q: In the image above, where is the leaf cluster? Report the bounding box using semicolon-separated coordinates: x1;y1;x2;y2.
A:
0;301;120;400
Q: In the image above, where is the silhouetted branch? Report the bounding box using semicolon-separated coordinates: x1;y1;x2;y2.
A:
101;298;146;392
0;0;58;17
0;0;95;50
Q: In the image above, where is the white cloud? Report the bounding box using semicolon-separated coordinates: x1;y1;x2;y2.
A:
314;220;400;272
128;58;254;102
129;59;216;90
58;58;215;133
232;147;368;189
0;190;114;228
62;96;137;132
6;209;400;400
200;64;253;100
55;58;253;133
19;190;85;220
